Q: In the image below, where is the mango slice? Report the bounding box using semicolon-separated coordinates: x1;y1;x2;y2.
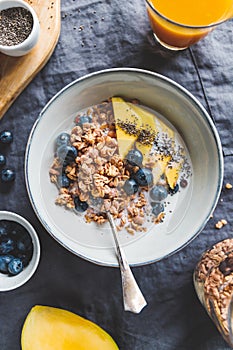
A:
165;161;183;189
21;305;119;350
112;97;182;188
152;154;171;185
112;97;142;158
128;102;174;161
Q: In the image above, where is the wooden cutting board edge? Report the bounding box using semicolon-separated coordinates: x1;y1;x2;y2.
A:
0;0;61;119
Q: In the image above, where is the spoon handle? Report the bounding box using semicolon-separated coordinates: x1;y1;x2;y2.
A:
107;212;147;314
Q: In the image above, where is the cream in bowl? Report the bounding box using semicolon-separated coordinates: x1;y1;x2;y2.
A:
49;97;192;236
0;0;40;57
0;211;40;291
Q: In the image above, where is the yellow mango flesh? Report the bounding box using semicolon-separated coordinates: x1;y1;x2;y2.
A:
152;155;171;185
128;102;174;161
112;97;182;188
112;97;142;158
165;161;183;189
21;305;119;350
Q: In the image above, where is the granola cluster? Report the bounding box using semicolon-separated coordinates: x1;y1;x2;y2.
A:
194;239;233;338
49;102;160;233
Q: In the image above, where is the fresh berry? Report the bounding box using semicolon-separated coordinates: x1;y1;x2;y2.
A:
75;115;92;126
0;237;15;254
8;258;23;275
0;226;7;237
151;202;165;217
57;145;78;165
74;196;88;212
0;130;13;144
10;221;27;239
16;233;33;253
0;255;14;273
133;168;153;187
125;149;143;166
16;252;33;267
123;178;139;195
150;185;168;202
57;174;71;188
55;132;70;148
0;220;34;276
1;168;15;182
0;154;6;166
168;184;179;195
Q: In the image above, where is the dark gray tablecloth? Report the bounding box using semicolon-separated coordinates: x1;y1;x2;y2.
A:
0;1;233;349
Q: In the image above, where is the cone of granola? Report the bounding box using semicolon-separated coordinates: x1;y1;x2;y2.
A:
194;238;233;347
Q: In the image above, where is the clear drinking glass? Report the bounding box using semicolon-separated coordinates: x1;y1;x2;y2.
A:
145;0;233;50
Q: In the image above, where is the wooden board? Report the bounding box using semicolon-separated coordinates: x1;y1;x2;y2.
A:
0;0;61;119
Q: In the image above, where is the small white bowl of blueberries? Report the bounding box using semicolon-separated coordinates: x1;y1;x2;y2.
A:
0;211;40;291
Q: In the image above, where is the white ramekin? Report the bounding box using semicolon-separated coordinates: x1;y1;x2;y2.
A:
0;0;40;57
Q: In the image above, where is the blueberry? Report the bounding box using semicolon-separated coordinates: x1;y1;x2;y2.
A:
8;258;23;275
0;220;12;228
57;174;71;188
16;251;33;267
125;149;143;166
0;130;13;144
74;196;88;212
0;226;7;237
150;185;168;202
123;178;139;195
0;154;6;166
75;115;92;126
0;237;15;254
168;184;179;195
0;255;14;273
57;145;77;165
17;234;33;253
10;222;27;239
133;168;153;187
151;202;165;217
1;168;15;182
55;132;70;149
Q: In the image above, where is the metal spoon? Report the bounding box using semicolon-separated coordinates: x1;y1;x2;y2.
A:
57;165;147;313
106;212;147;313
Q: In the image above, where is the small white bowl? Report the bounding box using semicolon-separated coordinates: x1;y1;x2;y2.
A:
0;211;40;292
0;0;40;57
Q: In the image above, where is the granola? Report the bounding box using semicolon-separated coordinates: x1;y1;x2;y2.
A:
49;98;191;234
194;239;233;345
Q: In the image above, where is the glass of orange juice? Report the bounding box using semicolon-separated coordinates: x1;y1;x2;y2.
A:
145;0;233;50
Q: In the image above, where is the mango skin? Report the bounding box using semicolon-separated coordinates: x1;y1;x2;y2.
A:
21;305;119;350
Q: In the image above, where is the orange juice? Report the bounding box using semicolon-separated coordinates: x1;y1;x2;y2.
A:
146;0;233;49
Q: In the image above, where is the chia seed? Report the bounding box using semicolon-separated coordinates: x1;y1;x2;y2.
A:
137;128;156;145
116;103;192;181
0;7;33;46
117;119;138;136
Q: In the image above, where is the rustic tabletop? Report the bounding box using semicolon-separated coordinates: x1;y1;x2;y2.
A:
0;1;233;349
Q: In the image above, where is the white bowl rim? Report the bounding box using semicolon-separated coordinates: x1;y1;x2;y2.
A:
0;210;41;291
25;67;224;267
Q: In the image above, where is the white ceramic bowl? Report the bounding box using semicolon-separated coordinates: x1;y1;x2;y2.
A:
25;68;223;267
0;211;40;291
0;0;40;57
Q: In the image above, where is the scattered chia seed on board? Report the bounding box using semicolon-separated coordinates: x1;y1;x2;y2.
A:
0;7;33;46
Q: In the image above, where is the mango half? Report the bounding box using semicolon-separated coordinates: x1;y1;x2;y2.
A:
21;305;119;350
